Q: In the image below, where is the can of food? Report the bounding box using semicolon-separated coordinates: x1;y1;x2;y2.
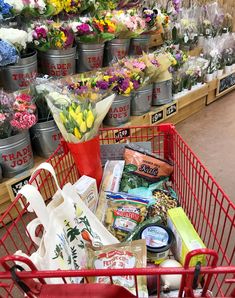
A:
152;80;173;106
138;224;174;263
103;95;131;127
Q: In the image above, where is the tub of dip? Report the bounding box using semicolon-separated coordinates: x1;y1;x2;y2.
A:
138;224;174;264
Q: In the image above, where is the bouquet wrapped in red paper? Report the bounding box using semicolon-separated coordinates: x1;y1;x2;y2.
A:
46;88;115;186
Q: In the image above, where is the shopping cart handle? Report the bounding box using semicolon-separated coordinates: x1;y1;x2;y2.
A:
184;248;218;269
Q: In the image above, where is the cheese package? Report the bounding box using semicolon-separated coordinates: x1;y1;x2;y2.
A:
74;175;98;213
96;160;125;221
167;207;206;267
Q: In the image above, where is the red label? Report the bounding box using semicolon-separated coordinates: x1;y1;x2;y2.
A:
52;132;62;141
115;49;127;59
109;104;130;119
114;210;141;221
87;56;102;69
1;145;32;168
40;62;72;77
12;71;37;88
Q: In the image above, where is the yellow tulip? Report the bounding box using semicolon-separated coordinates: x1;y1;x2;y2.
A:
75;105;81;114
76;114;83;126
86;111;95;128
80;121;87;133
74;127;81;139
60;112;66;124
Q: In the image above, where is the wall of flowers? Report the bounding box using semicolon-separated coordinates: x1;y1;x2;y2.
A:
0;0;234;180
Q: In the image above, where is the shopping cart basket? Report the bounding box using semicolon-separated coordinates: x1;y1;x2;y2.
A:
0;124;234;298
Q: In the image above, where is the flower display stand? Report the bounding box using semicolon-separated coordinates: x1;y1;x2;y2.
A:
206;71;235;105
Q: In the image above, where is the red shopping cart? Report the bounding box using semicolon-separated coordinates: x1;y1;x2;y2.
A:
0;124;234;298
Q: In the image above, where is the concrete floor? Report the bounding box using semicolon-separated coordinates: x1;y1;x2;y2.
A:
176;90;235;202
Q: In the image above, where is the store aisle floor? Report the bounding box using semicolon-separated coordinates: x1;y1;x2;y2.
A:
176;90;235;202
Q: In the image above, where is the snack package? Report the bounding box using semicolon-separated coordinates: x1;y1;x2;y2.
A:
124;144;173;182
86;239;148;297
148;189;178;224
104;192;150;241
96;160;125;221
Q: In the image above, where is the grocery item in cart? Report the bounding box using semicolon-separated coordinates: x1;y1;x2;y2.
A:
138;223;174;263
104;192;150;241
148;189;178;223
167;207;206;267
87;239;148;297
124;144;173;182
96;160;125;221
15;163;118;284
74;175;99;213
159;259;183;292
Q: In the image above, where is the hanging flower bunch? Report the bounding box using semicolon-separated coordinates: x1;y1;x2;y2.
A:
29;21;74;51
70;16;116;43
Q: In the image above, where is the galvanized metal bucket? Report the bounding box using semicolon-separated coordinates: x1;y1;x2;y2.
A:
131;84;153;116
38;47;76;77
77;43;104;73
0;52;37;92
152;79;173;106
103;95;131;127
104;39;130;66
0;131;34;178
129;35;150;56
30;120;61;158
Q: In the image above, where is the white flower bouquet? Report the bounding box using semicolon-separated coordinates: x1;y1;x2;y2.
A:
0;28;32;53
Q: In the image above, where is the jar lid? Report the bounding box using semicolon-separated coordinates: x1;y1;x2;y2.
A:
140;224;174;253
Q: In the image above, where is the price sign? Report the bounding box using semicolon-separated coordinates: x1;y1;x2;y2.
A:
115;128;130;143
151;110;164;125
217;72;235;96
165;102;178;118
10;175;31;197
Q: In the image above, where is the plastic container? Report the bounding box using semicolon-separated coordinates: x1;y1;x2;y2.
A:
138;224;174;264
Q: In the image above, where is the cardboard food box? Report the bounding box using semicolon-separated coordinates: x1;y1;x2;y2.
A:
74;175;98;213
167;207;206;267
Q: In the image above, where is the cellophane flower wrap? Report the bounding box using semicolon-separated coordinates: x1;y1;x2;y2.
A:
0;91;37;139
29;20;74;51
70;16;116;44
30;76;55;122
0;90;14;139
64;72;112;103
165;44;188;72
45;84;115;143
109;10;147;39
11;92;37;131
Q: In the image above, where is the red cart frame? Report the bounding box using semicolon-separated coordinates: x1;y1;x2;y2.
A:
0;124;234;297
